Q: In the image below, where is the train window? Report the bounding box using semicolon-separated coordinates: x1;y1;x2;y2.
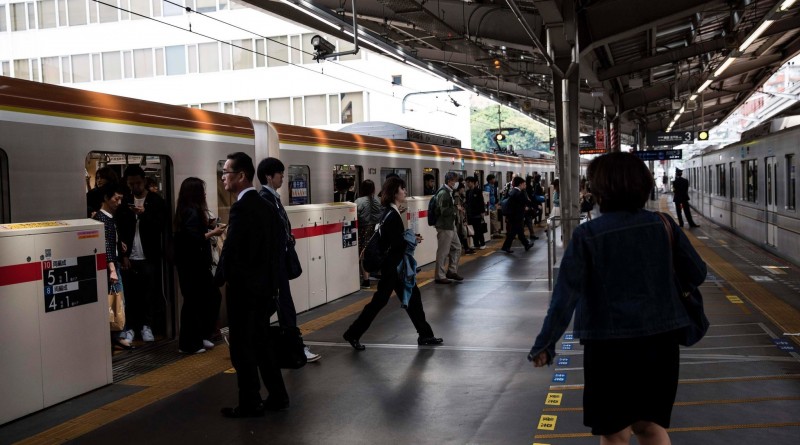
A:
0;148;8;223
506;172;514;184
729;163;735;199
287;165;310;205
423;168;439;195
742;160;757;202
216;160;234;224
489;171;502;188
333;165;361;203
707;166;713;194
379;168;411;194
717;165;726;197
473;170;484;187
449;170;466;181
787;155;796;210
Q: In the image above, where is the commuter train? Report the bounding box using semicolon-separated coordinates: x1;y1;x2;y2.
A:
0;76;558;345
682;120;800;265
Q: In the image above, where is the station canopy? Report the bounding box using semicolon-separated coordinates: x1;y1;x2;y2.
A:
243;0;800;140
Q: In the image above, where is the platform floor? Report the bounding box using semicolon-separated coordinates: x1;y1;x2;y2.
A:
2;197;800;445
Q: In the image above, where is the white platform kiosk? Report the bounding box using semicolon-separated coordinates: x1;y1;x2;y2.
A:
0;219;112;425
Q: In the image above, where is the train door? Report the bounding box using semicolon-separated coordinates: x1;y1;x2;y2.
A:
473;170;484;187
729;162;736;229
423;167;439;195
333;164;362;202
766;156;777;246
85;152;176;349
287;165;310;205
0;148;8;223
490;170;502;189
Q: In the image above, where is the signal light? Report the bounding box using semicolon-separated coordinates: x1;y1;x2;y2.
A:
493;59;501;69
698;130;709;141
495;133;505;141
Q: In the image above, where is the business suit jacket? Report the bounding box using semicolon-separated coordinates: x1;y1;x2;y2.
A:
218;189;286;407
334;190;355;202
377;207;406;275
259;187;299;327
672;176;690;203
506;187;529;224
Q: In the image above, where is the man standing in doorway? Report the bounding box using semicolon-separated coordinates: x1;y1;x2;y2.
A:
672;168;699;228
484;174;500;237
257;157;321;363
501;176;532;253
119;165;167;344
217;152;288;418
434;172;462;284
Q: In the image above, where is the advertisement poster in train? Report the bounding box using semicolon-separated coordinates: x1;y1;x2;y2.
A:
290;178;308;205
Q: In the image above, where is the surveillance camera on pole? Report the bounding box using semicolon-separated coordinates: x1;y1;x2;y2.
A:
311;35;337;61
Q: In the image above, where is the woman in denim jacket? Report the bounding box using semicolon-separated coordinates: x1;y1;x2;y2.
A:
529;152;707;445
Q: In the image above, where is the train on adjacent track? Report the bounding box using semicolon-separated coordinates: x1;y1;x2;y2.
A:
0;76;558;344
682;120;800;265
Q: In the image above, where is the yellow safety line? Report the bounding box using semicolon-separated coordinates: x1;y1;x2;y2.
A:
658;199;800;345
14;240;505;444
542;395;800;412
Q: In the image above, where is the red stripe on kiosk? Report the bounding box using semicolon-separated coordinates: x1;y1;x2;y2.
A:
0;262;43;286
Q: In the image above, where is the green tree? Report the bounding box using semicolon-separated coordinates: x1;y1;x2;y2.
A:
470;102;552;152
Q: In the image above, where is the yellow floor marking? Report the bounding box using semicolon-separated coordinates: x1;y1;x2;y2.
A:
658;199;800;346
16;241;510;444
542;395;800;412
537;414;558;430
545;392;563;406
551;374;800;391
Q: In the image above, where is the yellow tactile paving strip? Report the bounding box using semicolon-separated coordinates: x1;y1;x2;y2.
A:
14;241;500;445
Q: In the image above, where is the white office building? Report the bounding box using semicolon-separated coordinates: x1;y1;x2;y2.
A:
0;0;472;144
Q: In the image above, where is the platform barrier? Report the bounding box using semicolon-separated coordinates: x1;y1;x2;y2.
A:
0;219;113;425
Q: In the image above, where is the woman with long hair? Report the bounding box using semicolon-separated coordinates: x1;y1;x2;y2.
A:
529;152;707;444
343;177;442;350
174;177;225;354
355;179;384;288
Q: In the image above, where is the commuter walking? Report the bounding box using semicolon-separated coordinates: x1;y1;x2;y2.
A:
465;176;487;250
173;177;225;354
342;177;442;350
454;182;474;255
672;168;699;228
257;157;321;363
355;179;384;289
529;152;707;445
501;176;532;253
217;152;288;418
433;172;463;284
118;165;168;344
484;174;501;237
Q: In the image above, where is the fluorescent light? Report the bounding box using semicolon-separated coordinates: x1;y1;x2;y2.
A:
280;0;340;30
697;79;714;93
679;106;686;114
780;0;797;11
738;20;772;52
714;57;735;77
689;94;698;101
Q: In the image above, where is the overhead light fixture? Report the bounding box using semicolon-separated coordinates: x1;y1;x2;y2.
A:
738;20;772;52
780;0;797;11
280;0;340;30
689;94;698;101
714;57;735;77
697;79;714;93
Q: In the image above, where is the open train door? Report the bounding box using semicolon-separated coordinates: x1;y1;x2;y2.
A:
766;156;778;246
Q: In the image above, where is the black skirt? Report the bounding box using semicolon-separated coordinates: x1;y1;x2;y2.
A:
581;330;680;436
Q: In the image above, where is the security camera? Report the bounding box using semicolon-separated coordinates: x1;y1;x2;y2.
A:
311;35;336;61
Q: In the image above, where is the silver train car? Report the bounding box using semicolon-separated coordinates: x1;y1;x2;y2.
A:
683;121;800;265
0;76;558;341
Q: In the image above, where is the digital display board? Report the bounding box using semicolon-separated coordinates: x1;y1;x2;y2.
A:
42;255;98;313
634;149;683;161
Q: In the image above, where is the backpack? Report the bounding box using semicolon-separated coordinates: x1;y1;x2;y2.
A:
427;187;446;226
361;211;392;273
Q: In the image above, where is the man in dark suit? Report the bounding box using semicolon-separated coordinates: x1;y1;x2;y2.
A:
334;177;355;202
672;168;699;228
501;176;532;253
217;152;288;418
257;157;321;363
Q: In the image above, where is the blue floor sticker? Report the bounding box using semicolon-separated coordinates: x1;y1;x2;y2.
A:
557;357;570;366
552;373;567;383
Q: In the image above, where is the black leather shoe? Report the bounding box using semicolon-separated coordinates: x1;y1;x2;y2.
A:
524;243;533;252
418;336;444;345
501;248;514;254
263;397;289;411
690;224;700;228
532;235;540;240
343;333;365;350
221;405;265;418
446;272;464;281
434;278;452;284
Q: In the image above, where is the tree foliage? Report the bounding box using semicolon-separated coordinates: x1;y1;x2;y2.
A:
470;103;553;153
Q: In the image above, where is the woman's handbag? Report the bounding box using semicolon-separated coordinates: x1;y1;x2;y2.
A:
285;237;302;280
361;211;392;273
465;224;475;236
108;283;126;331
657;212;710;346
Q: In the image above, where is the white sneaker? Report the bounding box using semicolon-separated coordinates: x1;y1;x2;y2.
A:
478;245;487;250
304;346;321;362
178;348;206;354
202;339;215;349
141;325;155;342
121;329;135;342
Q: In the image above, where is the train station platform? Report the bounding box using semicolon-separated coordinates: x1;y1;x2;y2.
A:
2;197;799;445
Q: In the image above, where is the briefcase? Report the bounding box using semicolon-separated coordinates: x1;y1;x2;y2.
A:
268;326;307;369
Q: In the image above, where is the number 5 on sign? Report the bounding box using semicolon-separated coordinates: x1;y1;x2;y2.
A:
538;414;558;430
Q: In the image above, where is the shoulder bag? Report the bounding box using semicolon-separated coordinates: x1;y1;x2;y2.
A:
361;210;392;273
657;212;709;346
285;236;302;280
269;290;307;369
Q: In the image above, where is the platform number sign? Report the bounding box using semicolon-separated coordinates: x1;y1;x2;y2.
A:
42;255;98;313
342;221;357;248
537;414;558;430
